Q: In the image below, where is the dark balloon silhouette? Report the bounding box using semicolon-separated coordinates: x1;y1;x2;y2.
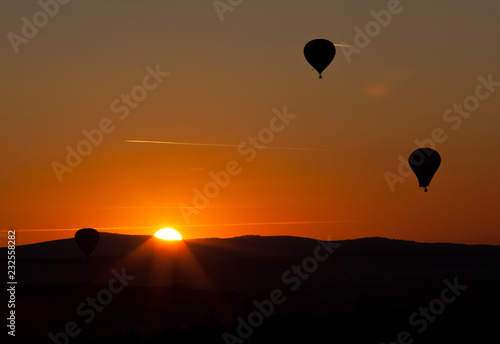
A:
304;39;336;79
75;228;100;257
408;148;441;192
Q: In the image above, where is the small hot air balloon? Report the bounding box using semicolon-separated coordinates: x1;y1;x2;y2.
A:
75;228;99;257
304;39;336;79
408;148;441;192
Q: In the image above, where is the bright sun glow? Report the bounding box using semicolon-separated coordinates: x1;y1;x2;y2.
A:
154;228;183;241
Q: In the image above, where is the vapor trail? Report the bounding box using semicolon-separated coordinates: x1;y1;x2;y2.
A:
178;220;372;228
125;140;349;153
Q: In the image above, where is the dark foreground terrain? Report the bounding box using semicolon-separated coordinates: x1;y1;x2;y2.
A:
2;234;500;343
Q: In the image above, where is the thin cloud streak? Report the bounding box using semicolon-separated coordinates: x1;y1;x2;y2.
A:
178;220;380;227
125;139;356;153
5;221;365;232
7;216;489;233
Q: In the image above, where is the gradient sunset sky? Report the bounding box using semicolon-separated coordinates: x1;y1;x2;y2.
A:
1;0;500;247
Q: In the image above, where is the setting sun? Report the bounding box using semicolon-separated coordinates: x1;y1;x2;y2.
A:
154;228;183;241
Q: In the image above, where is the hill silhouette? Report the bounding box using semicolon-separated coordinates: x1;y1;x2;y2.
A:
7;233;498;259
2;234;499;343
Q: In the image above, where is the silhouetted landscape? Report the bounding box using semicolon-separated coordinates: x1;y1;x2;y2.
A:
4;1;500;343
2;234;500;343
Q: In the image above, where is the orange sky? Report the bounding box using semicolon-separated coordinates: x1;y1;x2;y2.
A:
1;0;500;247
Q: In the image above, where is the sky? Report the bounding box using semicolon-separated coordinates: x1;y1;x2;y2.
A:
1;0;500;247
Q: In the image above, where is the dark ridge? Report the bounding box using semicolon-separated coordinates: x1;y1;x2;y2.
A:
2;234;499;260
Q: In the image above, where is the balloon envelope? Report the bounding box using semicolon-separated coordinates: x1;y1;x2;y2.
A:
75;228;99;257
304;39;336;79
408;148;441;191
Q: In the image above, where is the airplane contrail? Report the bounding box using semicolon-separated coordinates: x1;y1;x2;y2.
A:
13;216;485;233
333;43;354;47
177;220;371;228
125;140;354;153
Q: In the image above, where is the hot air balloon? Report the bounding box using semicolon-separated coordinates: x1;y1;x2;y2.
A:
75;228;99;257
408;148;441;192
304;39;336;79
